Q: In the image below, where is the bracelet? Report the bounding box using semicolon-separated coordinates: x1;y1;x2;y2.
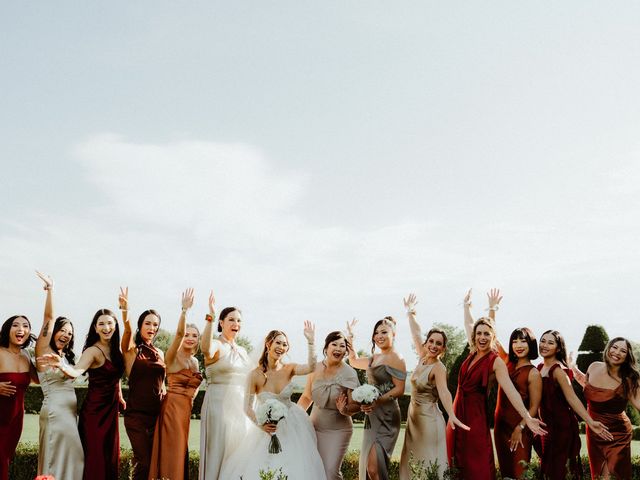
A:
406;309;416;315
518;423;525;430
120;308;128;312
487;305;500;311
181;308;188;313
43;285;52;291
464;302;472;308
205;314;213;322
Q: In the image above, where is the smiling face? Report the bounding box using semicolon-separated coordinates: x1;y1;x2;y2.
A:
423;332;446;359
474;323;493;353
95;314;116;342
53;322;73;352
511;337;530;359
268;334;289;360
607;340;629;366
373;323;394;350
10;317;31;347
539;333;558;359
220;310;242;339
139;313;160;344
182;326;200;352
325;338;348;364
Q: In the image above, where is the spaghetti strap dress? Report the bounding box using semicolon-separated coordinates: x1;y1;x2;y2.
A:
124;344;165;480
535;363;582;480
494;362;534;480
446;351;498;480
37;358;84;479
0;371;30;480
78;355;123;480
584;380;632;480
149;368;202;480
359;363;406;480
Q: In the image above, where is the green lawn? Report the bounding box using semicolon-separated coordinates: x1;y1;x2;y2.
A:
19;414;639;459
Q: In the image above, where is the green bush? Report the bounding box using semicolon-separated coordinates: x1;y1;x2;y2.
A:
577;325;609;353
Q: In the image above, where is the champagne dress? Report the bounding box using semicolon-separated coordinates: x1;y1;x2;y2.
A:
399;362;447;480
584;380;632;480
0;371;30;480
310;363;360;479
359;363;406;480
149;368;203;480
37;358;84;480
198;345;250;480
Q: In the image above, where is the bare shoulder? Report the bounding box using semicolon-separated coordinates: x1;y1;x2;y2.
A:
587;361;605;375
387;352;406;371
528;365;542;380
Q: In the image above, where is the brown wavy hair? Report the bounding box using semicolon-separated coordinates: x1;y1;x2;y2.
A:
470;317;497;353
604;337;639;399
258;330;289;384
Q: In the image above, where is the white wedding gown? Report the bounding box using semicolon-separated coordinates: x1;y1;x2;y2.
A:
219;382;327;480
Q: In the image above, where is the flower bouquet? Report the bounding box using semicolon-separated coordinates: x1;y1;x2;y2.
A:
255;398;288;454
351;384;380;429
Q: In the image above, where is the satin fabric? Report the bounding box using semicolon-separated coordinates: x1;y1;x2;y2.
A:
310;363;360;480
0;371;30;480
37;359;84;480
149;368;202;480
399;362;447;480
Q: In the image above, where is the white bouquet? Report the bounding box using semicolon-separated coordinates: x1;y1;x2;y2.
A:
351;384;380;429
255;399;288;454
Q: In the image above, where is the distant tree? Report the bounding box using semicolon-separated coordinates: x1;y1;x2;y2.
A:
236;334;254;354
447;343;470;399
347;350;369;387
432;322;467;373
576;325;609;371
153;328;173;353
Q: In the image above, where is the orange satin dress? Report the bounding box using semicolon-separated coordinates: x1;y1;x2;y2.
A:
584;381;632;480
494;362;534;480
148;369;202;480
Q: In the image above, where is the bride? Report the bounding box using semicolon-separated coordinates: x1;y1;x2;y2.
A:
219;323;326;480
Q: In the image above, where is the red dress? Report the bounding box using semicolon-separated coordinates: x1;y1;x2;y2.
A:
536;363;582;480
78;358;123;480
0;371;30;480
446;351;498;480
494;362;534;479
584;381;632;480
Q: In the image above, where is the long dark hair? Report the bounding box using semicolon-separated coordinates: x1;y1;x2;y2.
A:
604;337;639;399
258;330;288;383
0;316;36;349
540;329;568;367
83;309;124;373
49;317;76;365
322;331;352;358
370;316;396;357
218;307;241;333
134;309;161;347
508;327;538;364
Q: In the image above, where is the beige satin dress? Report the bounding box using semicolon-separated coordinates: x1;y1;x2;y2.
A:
310;363;360;480
399;362;447;479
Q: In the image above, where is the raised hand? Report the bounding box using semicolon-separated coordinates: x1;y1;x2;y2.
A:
303;320;315;343
346;318;358;338
119;287;129;311
463;288;472;307
208;290;216;316
182;288;195;311
487;288;502;310
36;271;54;290
403;293;418;313
0;381;16;397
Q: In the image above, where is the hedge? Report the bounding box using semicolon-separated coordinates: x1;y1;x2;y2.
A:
11;444;640;480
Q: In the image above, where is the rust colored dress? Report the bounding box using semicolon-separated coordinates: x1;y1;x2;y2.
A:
149;368;202;480
124;344;166;480
446;351;498;480
536;363;582;480
0;371;30;480
584;381;632;480
494;362;534;479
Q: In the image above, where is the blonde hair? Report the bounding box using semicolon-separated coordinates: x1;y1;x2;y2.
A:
470;317;497;353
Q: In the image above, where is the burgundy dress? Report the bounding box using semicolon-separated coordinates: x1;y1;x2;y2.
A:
494;362;534;479
0;371;30;480
584;381;632;480
536;363;582;480
446;351;498;480
124;344;165;480
78;357;123;480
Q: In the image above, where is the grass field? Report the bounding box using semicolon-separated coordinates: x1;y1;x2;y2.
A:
19;414;639;459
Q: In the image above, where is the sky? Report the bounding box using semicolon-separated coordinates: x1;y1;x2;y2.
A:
1;1;639;365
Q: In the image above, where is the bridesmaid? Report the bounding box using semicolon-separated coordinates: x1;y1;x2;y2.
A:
446;289;546;480
570;337;637;479
399;294;468;480
348;316;407;480
536;330;612;479
199;292;250;480
120;287;166;480
33;272;84;480
298;330;360;479
489;290;542;480
39;306;125;480
149;288;202;480
0;314;35;480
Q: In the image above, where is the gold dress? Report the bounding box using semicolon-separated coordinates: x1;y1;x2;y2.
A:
399;362;447;479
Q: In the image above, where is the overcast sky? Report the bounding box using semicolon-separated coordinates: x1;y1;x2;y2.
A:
1;2;639;364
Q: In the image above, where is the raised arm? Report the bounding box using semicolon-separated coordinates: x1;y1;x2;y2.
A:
35;271;55;357
201;291;221;363
567;352;587;388
403;294;424;357
346;318;369;370
433;362;469;431
294;320;317;375
463;289;474;347
119;287;135;354
486;288;502;322
494;358;547;436
553;366;613;440
165;288;194;367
